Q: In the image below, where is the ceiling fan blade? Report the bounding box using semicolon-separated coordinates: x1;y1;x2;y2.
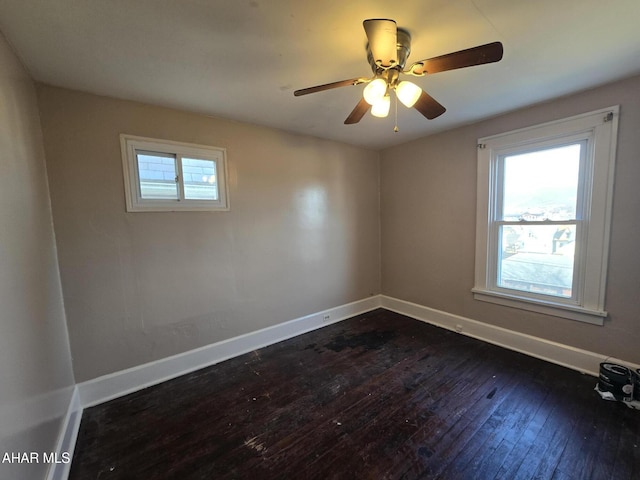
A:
294;78;368;96
409;41;503;76
363;19;398;68
344;98;370;124
413;91;446;120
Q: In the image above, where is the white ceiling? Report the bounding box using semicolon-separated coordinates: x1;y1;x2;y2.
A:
1;0;639;149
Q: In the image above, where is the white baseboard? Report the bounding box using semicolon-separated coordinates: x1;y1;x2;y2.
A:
61;294;638;480
380;295;640;377
46;386;81;480
77;294;639;410
78;296;382;408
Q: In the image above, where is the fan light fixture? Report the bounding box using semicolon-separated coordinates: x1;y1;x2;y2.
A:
395;81;422;108
363;78;387;105
364;79;421;118
371;95;391;118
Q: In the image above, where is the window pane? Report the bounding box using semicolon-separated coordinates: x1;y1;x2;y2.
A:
182;158;218;200
498;224;575;298
502;144;581;221
136;151;178;199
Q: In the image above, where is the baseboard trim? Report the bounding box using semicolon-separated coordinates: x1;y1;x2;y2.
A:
46;386;81;480
78;296;382;408
60;294;639;480
380;295;639;377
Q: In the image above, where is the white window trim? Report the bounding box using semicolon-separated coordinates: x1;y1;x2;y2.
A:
473;106;619;325
120;134;230;212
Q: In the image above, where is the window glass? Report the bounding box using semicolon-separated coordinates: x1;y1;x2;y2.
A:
495;143;582;299
136;151;178;200
498;224;576;298
501;144;581;221
182;157;218;200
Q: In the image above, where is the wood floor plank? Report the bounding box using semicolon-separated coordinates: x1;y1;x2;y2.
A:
464;370;553;479
516;395;588;480
610;406;640;480
387;354;508;479
438;379;534;478
492;379;560;479
68;309;640;480
417;367;526;478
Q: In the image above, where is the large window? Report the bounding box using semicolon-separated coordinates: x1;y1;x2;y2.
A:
473;107;619;325
120;135;229;212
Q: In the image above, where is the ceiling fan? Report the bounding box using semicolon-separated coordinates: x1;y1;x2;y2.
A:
294;19;503;125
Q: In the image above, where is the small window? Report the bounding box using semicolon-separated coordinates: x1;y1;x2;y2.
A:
120;135;229;212
473;107;619;325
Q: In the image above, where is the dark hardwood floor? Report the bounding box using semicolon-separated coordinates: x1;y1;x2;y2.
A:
69;309;640;479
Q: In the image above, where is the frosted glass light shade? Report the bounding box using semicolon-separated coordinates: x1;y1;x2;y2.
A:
371;95;390;118
363;78;387;105
396;81;422;108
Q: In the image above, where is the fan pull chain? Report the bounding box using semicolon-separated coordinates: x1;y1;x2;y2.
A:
393;91;399;132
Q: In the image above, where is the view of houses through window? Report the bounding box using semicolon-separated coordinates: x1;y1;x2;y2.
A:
496;143;582;298
136;151;219;201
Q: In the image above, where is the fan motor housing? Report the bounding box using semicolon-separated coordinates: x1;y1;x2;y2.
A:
367;27;411;73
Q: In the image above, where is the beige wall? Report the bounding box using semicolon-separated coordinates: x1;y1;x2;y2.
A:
28;67;640;390
37;86;381;382
381;74;640;364
0;34;75;480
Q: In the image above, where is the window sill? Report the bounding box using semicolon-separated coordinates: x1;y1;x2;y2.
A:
471;288;606;326
126;202;230;213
